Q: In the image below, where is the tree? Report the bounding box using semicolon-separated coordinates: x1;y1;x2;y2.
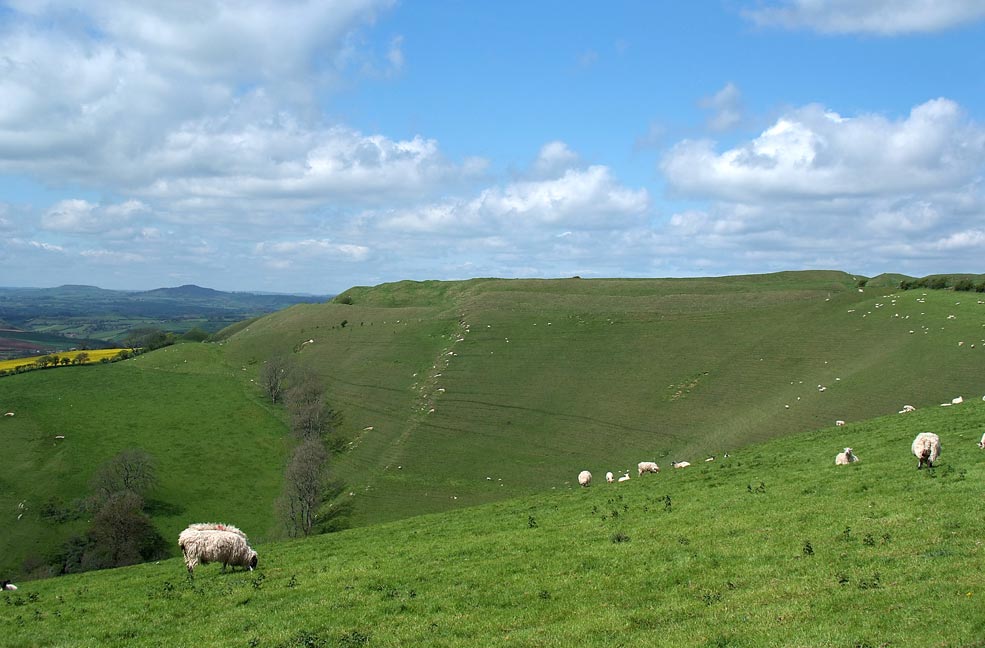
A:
74;351;90;365
277;439;328;537
90;449;157;501
60;356;72;366
259;355;295;403
85;491;167;568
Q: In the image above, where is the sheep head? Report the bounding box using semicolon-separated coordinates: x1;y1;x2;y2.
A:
249;552;258;570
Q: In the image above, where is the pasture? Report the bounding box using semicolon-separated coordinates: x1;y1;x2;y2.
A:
3;398;984;646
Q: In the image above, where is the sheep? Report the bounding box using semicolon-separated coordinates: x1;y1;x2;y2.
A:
1;580;17;591
835;420;846;427
671;461;690;469
637;461;660;476
835;447;859;465
899;405;916;414
911;432;941;469
704;456;715;462
577;470;592;487
978;432;985;450
617;472;631;482
178;525;258;576
3;412;13;417
952;396;964;405
605;471;614;483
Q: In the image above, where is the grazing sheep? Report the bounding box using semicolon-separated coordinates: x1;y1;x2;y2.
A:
899;405;916;414
704;456;715;462
178;525;258;576
671;461;691;469
952;396;964;405
835;447;859;465
637;461;660;476
835;420;846;427
1;580;17;591
577;470;592;487
911;432;942;469
605;471;614;483
977;432;985;450
617;472;631;483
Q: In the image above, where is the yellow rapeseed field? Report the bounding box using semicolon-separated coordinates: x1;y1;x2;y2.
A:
0;348;129;372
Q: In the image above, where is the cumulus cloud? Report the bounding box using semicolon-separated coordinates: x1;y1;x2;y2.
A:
744;0;985;35
379;161;649;234
699;82;743;132
531;141;580;178
662;98;985;201
42;199;147;234
658;97;985;276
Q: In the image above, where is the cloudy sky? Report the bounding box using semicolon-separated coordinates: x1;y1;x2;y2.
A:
2;1;984;293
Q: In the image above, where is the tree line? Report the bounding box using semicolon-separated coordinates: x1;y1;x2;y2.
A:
260;355;350;537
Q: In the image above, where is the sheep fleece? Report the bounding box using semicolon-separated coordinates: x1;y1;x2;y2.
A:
178;528;258;574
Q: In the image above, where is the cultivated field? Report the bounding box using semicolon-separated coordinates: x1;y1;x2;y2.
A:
0;348;129;372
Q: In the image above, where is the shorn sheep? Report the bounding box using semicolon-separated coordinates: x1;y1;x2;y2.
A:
911;432;941;469
1;580;17;591
178;523;258;576
671;461;690;469
834;447;859;465
577;470;592;487
637;461;660;476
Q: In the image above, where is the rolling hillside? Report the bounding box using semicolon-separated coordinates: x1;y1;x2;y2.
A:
3;270;984;580
3;399;984;647
220;271;985;527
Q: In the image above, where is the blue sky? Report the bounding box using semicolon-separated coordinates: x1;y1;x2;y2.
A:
1;1;984;293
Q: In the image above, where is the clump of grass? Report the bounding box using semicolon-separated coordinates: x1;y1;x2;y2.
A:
611;532;630;543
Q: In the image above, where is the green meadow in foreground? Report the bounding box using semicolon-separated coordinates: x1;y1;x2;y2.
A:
4;399;984;647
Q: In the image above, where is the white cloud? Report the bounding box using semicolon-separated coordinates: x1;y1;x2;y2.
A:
256;239;371;264
656;97;985;277
41;199;147;234
79;249;145;264
744;0;985;35
663;98;985;201
699;82;743;132
531;141;580;178
379;162;649;234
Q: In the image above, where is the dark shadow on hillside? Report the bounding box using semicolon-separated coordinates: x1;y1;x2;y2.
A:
145;498;184;517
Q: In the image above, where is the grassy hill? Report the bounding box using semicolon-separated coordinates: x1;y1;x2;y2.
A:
3;399;984;647
220;271;985;527
0;343;289;577
4;270;984;580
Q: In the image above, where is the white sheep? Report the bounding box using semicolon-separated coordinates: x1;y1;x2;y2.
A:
605;471;614;483
835;420;846;426
3;412;13;417
899;405;916;414
911;432;941;469
637;461;660;476
617;472;631;482
577;470;592;487
704;456;715;462
1;580;17;591
671;461;691;469
834;447;859;465
977;432;985;450
178;525;258;576
951;396;964;405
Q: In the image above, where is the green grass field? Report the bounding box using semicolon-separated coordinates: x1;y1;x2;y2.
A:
3;399;984;647
4;270;985;586
221;271;985;528
0;343;289;577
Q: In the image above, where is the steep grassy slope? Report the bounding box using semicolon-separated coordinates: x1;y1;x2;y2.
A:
219;271;985;527
4;400;985;647
0;343;289;577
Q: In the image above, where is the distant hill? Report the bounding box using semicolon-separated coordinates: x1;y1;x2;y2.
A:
0;283;332;352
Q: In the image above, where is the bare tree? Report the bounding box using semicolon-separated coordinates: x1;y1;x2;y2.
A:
278;439;328;537
259;355;294;403
90;448;157;501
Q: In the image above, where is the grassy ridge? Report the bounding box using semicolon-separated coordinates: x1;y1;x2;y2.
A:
0;343;289;577
3;399;984;647
220;271;985;527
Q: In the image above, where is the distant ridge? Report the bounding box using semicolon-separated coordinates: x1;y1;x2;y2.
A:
135;284;225;299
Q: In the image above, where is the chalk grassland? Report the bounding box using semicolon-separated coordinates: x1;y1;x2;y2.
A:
0;343;289;577
0;348;130;372
3;271;984;578
219;271;985;528
3;401;984;647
